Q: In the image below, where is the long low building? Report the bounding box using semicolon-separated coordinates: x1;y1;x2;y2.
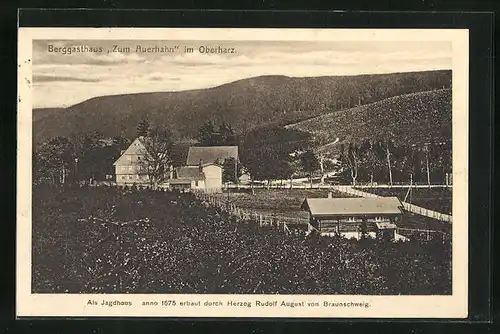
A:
301;197;407;241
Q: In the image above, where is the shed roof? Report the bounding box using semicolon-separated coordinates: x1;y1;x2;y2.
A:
169;179;193;185
186;146;238;165
301;197;403;216
175;166;205;180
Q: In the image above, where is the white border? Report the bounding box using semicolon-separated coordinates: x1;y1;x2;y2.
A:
17;28;469;318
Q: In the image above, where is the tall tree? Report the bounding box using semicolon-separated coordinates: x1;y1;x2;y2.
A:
340;143;360;186
222;157;242;184
137;117;150;137
71;131;104;182
241;126;309;187
384;140;394;186
300;150;320;188
423;143;432;186
197;120;218;146
139;127;174;188
218;121;238;146
35;136;75;184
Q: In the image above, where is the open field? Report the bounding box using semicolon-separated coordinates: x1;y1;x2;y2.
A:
213;188;355;221
32;185;451;295
356;187;452;215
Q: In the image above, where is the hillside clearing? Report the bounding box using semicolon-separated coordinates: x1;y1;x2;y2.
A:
288;88;452;153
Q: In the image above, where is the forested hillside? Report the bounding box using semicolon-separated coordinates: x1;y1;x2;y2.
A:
33;70;451;144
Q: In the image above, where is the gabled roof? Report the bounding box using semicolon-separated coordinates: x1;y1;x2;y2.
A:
113;137;150;166
175;166;205;180
186;146;238;166
301;197;403;216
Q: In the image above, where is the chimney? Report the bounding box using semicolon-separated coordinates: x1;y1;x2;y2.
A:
199;159;203;172
169;165;174;179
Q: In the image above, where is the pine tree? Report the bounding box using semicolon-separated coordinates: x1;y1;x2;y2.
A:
137;118;150;137
197;120;217;146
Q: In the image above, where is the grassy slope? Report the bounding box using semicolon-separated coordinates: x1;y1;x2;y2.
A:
288;88;452;155
33;70;451;144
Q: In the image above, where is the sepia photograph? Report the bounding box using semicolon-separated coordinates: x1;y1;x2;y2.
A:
17;28;468;318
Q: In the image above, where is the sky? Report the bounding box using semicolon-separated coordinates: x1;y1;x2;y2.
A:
32;40;452;108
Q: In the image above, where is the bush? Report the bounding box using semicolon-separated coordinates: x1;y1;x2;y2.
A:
32;185;451;294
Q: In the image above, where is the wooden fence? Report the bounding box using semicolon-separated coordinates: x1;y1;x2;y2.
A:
106;184;450;242
396;228;451;243
331;185;453;223
192;190;309;236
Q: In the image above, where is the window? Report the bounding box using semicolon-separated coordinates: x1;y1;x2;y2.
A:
127;155;132;161
195;180;199;187
136;175;140;180
137;156;141;161
128;176;133;180
121;176;126;180
129;166;133;172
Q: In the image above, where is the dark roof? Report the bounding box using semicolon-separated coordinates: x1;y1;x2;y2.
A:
169;179;193;185
301;197;403;216
186;146;238;165
175;166;205;180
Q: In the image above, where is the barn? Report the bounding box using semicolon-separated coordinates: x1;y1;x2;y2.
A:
301;197;407;241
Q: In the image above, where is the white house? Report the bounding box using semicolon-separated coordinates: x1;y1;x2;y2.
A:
170;163;223;191
113;136;151;185
169;146;238;191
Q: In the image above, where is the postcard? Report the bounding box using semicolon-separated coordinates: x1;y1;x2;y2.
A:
17;27;468;318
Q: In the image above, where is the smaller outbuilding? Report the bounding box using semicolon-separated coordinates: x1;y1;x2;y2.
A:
301;197;407;241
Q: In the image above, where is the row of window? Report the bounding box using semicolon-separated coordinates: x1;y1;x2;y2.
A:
120;175;149;180
125;155;142;162
320;217;390;223
119;166;136;172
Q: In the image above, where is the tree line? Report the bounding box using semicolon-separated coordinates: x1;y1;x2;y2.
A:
34;117;452;188
339;139;452;185
33;132;130;185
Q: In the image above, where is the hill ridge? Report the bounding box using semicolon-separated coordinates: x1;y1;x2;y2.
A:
33;70;452;145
